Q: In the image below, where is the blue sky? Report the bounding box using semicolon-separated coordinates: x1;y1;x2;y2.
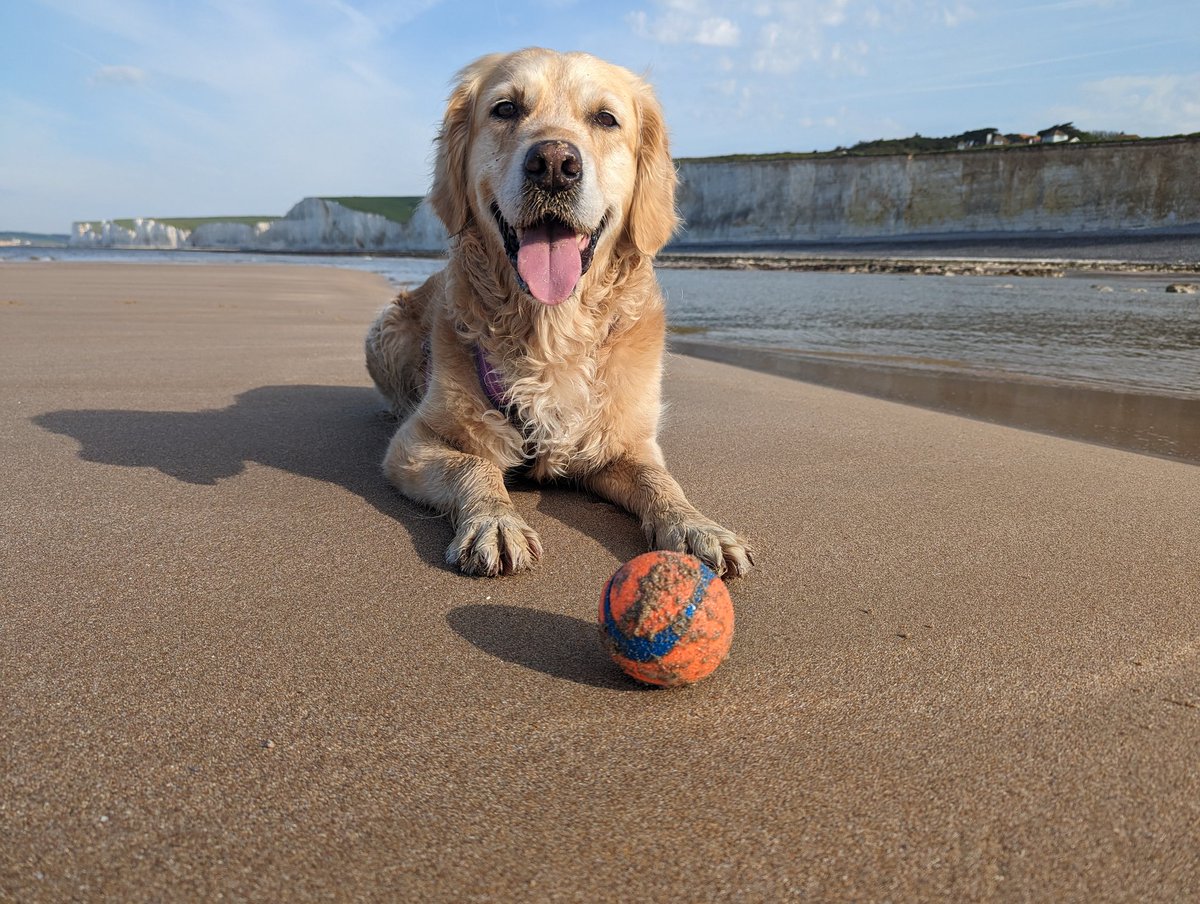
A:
2;0;1198;233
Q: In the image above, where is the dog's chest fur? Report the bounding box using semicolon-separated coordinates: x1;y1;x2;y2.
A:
449;248;660;482
500;349;617;480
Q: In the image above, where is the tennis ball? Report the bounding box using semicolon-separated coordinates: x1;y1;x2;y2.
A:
599;550;734;687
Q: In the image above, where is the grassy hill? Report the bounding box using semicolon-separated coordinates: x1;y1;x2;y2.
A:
679;131;1200;165
320;196;423;224
78;215;278;232
75;197;425;234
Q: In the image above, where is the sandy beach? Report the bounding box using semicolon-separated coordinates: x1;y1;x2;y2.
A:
2;262;1198;901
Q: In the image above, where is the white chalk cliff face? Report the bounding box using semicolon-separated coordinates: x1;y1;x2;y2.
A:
673;138;1200;242
71;198;449;252
70;138;1200;251
71;219;191;249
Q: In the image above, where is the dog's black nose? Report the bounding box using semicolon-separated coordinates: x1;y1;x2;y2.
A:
523;140;582;192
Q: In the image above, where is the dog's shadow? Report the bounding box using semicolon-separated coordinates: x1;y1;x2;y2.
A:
33;381;648;575
36;385;661;687
33;385;451;568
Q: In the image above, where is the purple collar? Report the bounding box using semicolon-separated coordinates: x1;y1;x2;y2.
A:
474;344;509;412
419;340;512;416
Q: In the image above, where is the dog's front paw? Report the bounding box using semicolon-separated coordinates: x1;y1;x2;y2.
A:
448;511;543;577
647;514;754;578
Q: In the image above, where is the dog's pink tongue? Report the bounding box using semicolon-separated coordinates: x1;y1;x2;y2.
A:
517;221;582;306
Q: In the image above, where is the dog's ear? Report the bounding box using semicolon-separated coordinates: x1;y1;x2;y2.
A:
429;55;499;235
625;83;679;257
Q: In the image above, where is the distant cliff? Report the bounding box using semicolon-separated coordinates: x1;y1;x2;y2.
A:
72;138;1200;252
71;197;446;253
674;137;1200;243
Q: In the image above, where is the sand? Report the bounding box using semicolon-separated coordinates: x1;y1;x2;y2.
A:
1;262;1198;902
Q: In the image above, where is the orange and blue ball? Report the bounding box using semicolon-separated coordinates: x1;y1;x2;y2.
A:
599;551;734;687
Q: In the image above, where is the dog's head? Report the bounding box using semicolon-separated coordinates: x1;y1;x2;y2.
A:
429;48;678;306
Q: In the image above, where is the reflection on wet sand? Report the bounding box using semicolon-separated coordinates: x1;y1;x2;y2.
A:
659;269;1200;396
672;338;1200;465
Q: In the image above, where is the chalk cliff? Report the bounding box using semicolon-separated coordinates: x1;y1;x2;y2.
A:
674;137;1200;243
71;218;192;249
71;138;1200;252
72;197;447;253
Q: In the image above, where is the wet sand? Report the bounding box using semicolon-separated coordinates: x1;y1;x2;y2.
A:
2;263;1198;901
671;338;1200;465
664;228;1200;273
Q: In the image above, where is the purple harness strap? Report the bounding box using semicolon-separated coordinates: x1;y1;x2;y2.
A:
474;345;509;412
421;338;513;419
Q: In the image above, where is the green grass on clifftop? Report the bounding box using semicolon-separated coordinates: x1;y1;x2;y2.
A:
320;196;423;224
81;215;279;232
678;132;1200;165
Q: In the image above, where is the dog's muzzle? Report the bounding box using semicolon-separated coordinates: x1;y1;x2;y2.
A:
490;141;605;306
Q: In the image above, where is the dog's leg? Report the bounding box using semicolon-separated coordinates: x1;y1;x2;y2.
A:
586;450;754;578
365;293;430;418
384;418;542;577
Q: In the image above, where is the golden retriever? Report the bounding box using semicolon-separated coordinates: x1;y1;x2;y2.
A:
365;47;753;578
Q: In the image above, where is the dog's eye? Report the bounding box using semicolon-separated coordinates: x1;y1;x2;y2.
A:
491;100;519;120
593;110;619;129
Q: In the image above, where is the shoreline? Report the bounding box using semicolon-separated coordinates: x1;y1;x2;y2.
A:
5;256;1196;403
13;234;1198;277
657;252;1200;277
12;248;1198;278
659;228;1200;275
669;337;1200;465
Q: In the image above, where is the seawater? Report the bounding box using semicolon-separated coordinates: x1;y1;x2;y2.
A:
0;246;446;287
658;268;1200;396
4;247;1197;396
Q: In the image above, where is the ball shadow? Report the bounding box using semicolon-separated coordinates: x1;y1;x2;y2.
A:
446;604;647;691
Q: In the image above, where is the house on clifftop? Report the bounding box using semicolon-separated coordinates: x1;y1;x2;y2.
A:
1038;124;1081;144
956;128;1007;149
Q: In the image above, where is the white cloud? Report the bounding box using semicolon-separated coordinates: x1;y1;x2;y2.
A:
828;41;871;76
89;65;147;86
1009;0;1123;10
629;1;881;75
696;17;741;46
939;2;975;26
850;1;976;30
749;2;864;74
1051;74;1200;136
820;0;851;26
628;8;740;46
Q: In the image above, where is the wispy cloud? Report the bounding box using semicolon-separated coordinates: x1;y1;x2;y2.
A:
1050;73;1200;135
843;1;978;30
629;1;971;76
628;1;852;73
89;65;147;86
628;3;741;47
621;0;998;152
1008;0;1124;11
11;0;448;228
937;2;976;26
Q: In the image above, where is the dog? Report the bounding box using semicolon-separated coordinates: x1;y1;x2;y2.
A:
365;48;753;578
